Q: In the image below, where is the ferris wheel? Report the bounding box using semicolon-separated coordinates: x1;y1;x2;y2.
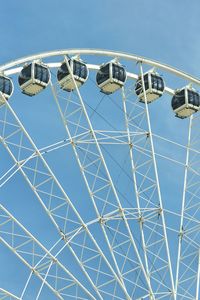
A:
0;49;200;300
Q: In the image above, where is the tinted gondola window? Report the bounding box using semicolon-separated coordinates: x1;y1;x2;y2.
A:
96;64;110;85
188;90;200;107
73;62;80;77
135;80;142;95
35;64;50;83
81;64;87;79
135;74;149;96
144;74;149;90
0;77;12;95
4;79;12;95
57;63;70;81
112;65;126;82
18;64;32;85
171;90;185;110
151;75;164;91
73;61;87;79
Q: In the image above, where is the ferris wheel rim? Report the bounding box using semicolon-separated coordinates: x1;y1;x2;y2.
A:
0;49;199;300
0;48;200;86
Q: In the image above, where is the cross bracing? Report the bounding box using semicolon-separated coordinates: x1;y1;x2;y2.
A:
0;288;20;300
0;204;96;300
0;99;133;299
0;49;200;299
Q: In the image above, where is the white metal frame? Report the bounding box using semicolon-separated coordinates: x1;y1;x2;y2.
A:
96;60;127;93
139;63;175;297
0;203;96;300
135;70;164;103
0;97;130;300
19;61;50;95
0;49;200;299
173;87;199;118
50;55;154;299
57;57;89;92
0;74;14;106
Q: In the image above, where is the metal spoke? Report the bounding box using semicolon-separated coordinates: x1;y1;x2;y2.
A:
0;204;94;300
119;63;175;298
0;98;130;300
1;49;200;299
49;55;157;299
175;114;200;299
0;288;20;300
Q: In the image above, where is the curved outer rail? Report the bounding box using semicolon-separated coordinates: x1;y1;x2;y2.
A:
0;49;199;87
6;64;174;96
1;49;200;299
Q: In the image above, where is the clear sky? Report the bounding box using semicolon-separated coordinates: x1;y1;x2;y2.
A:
0;0;199;74
0;1;200;299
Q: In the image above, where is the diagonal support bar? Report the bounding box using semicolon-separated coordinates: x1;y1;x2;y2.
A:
49;55;156;299
0;98;130;300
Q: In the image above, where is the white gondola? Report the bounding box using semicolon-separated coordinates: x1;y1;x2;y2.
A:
96;61;126;94
0;75;13;106
57;58;88;92
18;62;50;96
171;86;200;118
135;71;165;103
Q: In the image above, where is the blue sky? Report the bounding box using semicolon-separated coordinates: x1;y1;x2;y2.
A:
0;1;200;299
0;0;199;74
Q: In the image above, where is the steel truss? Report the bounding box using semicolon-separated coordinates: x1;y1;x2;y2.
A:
175;114;200;299
0;204;96;300
0;98;131;300
120;63;175;299
0;49;200;299
0;288;20;300
50;56;156;299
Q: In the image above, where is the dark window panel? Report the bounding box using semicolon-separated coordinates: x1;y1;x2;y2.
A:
35;64;50;84
135;74;149;96
0;77;12;96
57;62;70;81
96;64;110;85
172;90;186;110
112;65;126;82
18;64;32;85
73;61;87;79
188;90;200;106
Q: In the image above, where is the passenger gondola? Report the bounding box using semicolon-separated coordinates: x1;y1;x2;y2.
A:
135;71;165;103
171;86;200;118
0;75;13;106
57;58;88;91
18;62;50;96
96;61;126;94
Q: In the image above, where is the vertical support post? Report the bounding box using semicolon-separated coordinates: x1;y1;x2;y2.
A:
121;87;151;280
175;116;192;299
139;62;175;299
196;249;200;300
51;55;155;299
